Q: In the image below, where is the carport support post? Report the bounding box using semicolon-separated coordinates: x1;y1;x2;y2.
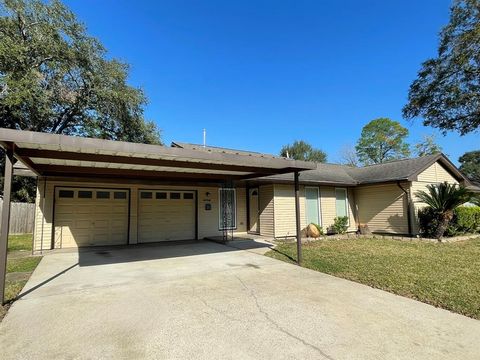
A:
294;171;302;265
0;146;13;304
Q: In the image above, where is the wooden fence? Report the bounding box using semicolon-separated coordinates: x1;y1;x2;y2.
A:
0;200;35;234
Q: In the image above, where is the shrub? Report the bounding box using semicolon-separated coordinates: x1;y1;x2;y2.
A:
448;206;480;235
418;206;480;238
418;207;441;238
331;216;348;234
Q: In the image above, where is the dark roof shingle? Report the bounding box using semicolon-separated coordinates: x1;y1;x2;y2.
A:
172;141;467;186
345;154;441;184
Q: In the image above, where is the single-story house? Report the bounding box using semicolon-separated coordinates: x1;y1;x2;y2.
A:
0;129;476;255
2;129;479;302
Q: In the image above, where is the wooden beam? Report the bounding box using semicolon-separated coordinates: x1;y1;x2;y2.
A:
15;148;288;175
36;164;247;181
0;146;14;304
294;171;302;265
0;129;314;171
13;154;41;176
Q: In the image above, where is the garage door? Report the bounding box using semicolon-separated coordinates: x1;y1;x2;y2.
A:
138;190;196;243
54;188;129;248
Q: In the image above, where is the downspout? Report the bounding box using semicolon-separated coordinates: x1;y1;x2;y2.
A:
397;181;413;236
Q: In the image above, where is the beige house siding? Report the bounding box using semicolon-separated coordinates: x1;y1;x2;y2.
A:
410;162;460;234
258;184;357;238
355;182;409;234
258;185;275;237
33;179;247;251
320;187;357;233
33;178;54;251
273;184;307;238
416;162;459;183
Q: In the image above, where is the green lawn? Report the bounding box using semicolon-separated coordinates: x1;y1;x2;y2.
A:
1;234;41;321
7;233;35;252
266;238;480;319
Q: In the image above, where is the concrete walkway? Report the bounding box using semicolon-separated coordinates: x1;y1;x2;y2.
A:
0;240;479;359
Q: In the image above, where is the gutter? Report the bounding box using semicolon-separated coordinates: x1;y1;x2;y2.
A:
396;181;413;236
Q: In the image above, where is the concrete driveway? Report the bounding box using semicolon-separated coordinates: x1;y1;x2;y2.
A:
1;241;479;360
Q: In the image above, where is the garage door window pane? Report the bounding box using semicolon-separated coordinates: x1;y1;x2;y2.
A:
114;191;127;200
219;189;236;230
156;192;167;199
183;193;194;199
59;190;74;198
78;191;93;199
141;192;152;199
170;192;181;199
96;191;110;199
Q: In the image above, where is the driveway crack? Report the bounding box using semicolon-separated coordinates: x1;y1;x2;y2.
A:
191;285;241;322
234;274;335;360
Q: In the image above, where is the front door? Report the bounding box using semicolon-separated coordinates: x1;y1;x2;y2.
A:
249;188;259;233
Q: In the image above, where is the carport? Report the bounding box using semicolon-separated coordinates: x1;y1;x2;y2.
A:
0;128;314;303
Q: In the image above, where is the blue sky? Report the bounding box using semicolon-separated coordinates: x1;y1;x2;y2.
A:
65;0;478;164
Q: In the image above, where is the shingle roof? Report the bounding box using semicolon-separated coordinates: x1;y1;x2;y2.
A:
256;162;358;186
345;154;442;184
171;142;283;159
262;153;467;186
172;142;468;187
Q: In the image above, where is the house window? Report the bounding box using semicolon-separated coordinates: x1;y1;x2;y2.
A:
305;187;320;225
219;188;236;230
335;188;349;220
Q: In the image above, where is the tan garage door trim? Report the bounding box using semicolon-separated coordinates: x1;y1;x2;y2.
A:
52;186;131;248
137;188;198;243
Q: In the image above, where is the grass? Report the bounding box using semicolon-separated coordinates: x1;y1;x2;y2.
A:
266;238;480;319
7;256;42;273
7;234;35;252
1;234;41;321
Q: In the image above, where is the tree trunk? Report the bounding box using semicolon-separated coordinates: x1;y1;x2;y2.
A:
434;211;454;240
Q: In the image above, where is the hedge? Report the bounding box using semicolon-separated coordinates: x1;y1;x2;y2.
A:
418;206;480;238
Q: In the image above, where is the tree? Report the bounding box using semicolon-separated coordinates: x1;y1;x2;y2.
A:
0;0;161;201
403;0;480;135
338;144;359;167
415;182;473;239
355;118;410;165
413;135;443;157
458;150;480;182
0;0;161;142
280;140;327;163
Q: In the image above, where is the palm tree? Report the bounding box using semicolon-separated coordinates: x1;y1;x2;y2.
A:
472;196;480;207
415;182;474;239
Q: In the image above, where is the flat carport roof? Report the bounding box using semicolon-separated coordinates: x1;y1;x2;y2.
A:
0;128;314;303
0;128;314;182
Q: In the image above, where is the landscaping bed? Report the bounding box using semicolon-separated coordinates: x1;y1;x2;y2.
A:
0;234;42;321
266;237;480;319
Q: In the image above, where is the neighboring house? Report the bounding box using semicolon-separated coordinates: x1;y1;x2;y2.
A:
0;129;475;253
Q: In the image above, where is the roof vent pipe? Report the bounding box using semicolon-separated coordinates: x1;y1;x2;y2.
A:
203;128;206;148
